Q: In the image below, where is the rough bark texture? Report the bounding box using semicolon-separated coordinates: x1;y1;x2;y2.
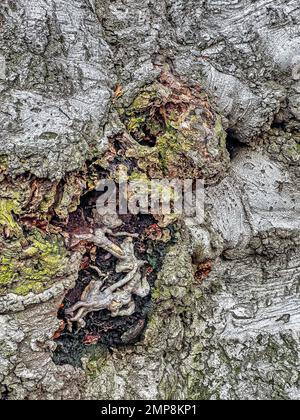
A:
0;0;299;400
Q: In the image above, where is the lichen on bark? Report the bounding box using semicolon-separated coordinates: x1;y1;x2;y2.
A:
117;67;229;181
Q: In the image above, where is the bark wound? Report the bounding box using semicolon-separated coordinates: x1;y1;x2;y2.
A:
53;206;177;366
54;68;228;363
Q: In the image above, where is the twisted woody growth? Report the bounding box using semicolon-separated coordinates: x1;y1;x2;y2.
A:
65;211;150;331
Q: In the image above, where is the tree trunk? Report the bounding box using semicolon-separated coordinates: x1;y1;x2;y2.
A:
0;0;299;400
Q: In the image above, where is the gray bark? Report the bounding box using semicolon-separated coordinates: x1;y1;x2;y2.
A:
0;0;299;400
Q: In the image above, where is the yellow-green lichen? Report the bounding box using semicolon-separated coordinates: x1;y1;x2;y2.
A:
151;285;172;301
156;128;192;173
0;229;67;296
0;199;22;237
127;116;146;134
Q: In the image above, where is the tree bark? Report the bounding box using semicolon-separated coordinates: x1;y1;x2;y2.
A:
0;0;299;400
